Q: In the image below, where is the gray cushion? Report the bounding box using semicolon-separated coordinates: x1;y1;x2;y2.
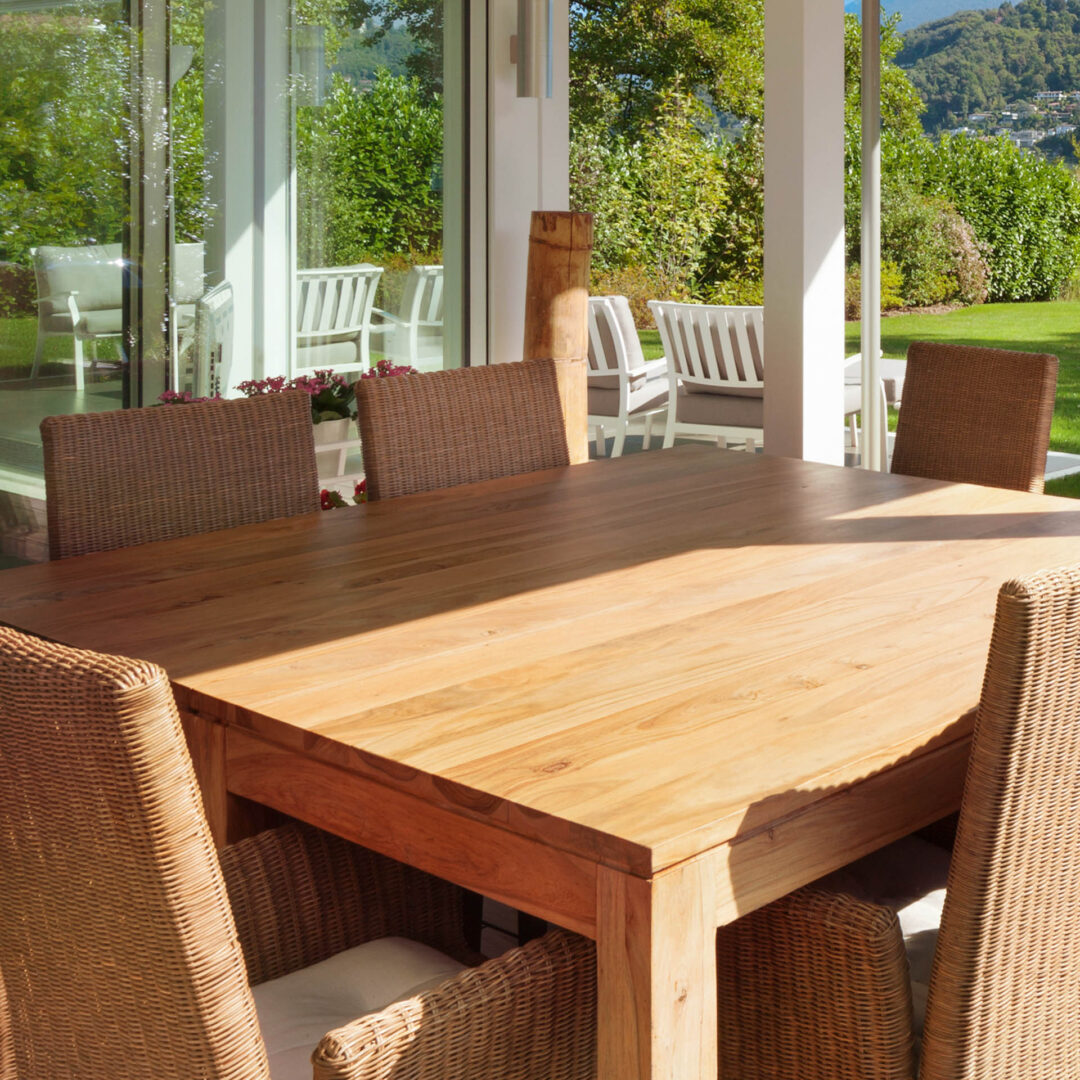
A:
588;374;669;418
820;835;950;1038
34;244;123;314
675;388;763;428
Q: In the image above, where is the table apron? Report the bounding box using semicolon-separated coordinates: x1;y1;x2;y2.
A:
224;726;599;938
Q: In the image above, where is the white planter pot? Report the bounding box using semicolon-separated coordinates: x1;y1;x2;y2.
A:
312;417;352;479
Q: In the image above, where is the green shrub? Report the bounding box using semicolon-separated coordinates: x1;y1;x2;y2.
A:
844;261;905;320
874;182;989;308
888;133;1080;302
297;71;443;267
590;264;692;328
572;88;728;300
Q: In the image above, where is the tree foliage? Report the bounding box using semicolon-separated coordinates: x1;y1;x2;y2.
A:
889;131;1080;299
570;0;763;136
0;6;129;264
296;70;443;267
898;0;1080;131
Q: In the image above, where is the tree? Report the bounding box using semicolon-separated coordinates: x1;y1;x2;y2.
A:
570;0;764;137
296;70;443;267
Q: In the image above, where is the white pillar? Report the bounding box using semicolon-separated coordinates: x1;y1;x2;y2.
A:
763;0;846;465
487;0;569;365
861;0;884;471
204;0;256;383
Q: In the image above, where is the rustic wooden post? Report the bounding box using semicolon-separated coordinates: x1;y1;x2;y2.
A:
523;211;594;465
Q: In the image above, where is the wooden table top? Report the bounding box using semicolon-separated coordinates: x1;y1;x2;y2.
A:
4;446;1080;876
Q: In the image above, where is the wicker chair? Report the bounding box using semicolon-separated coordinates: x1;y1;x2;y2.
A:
0;625;597;1080
715;564;1080;1080
890;341;1057;493
41;392;321;560
355;359;570;501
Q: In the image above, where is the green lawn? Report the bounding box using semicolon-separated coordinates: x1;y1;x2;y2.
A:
0;315;122;379
844;301;1080;456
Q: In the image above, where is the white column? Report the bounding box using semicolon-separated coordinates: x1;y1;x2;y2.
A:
763;0;846;465
861;0;884;470
487;0;569;365
204;0;256;384
256;0;293;380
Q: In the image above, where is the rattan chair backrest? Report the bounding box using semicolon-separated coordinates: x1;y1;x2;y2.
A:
356;358;571;501
920;565;1080;1079
890;342;1057;493
42;392;320;559
0;626;268;1080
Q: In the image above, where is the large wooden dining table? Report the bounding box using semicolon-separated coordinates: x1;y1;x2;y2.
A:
4;444;1080;1079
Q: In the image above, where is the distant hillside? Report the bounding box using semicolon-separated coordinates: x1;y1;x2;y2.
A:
897;0;1080;130
845;0;999;29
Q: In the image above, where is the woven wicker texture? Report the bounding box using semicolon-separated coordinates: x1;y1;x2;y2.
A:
715;564;1080;1080
0;625;269;1080
920;564;1080;1080
312;929;597;1080
221;823;477;985
355;359;571;501
42;392;320;559
716;887;916;1080
0;624;599;1080
890;341;1057;493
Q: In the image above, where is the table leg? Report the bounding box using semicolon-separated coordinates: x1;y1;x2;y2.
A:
596;860;718;1080
178;709;227;848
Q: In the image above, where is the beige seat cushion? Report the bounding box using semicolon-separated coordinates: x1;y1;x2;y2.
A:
819;835;950;1037
34;243;123;315
252;936;466;1080
588;370;668;418
296;338;362;370
675;388;763;429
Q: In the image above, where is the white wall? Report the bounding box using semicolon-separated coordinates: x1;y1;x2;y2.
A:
486;0;569;365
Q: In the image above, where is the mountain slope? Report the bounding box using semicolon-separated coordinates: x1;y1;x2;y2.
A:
896;0;1080;130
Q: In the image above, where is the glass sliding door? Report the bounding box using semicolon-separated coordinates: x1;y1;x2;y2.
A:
0;2;131;503
291;0;466;380
0;0;475;563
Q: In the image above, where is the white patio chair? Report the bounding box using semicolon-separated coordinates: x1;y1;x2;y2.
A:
31;243;124;390
587;295;669;457
191;281;234;398
294;264;383;377
168;242;206;388
648;300;764;451
844;352;906;457
371;264;444;371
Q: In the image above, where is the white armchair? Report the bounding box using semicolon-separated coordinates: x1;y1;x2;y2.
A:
31;243;124;390
371;264;444;371
294;264;383;378
587;295;669;457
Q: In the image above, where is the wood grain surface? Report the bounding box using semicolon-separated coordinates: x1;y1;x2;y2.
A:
4;445;1079;879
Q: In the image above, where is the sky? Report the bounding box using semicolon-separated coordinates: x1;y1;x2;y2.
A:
844;0;1000;29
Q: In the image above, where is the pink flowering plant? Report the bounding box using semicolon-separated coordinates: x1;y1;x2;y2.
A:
361;358;417;380
235;370;356;425
233;362;418;425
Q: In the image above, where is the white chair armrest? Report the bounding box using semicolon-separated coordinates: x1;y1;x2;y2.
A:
36;290;80;309
369;308;405;331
